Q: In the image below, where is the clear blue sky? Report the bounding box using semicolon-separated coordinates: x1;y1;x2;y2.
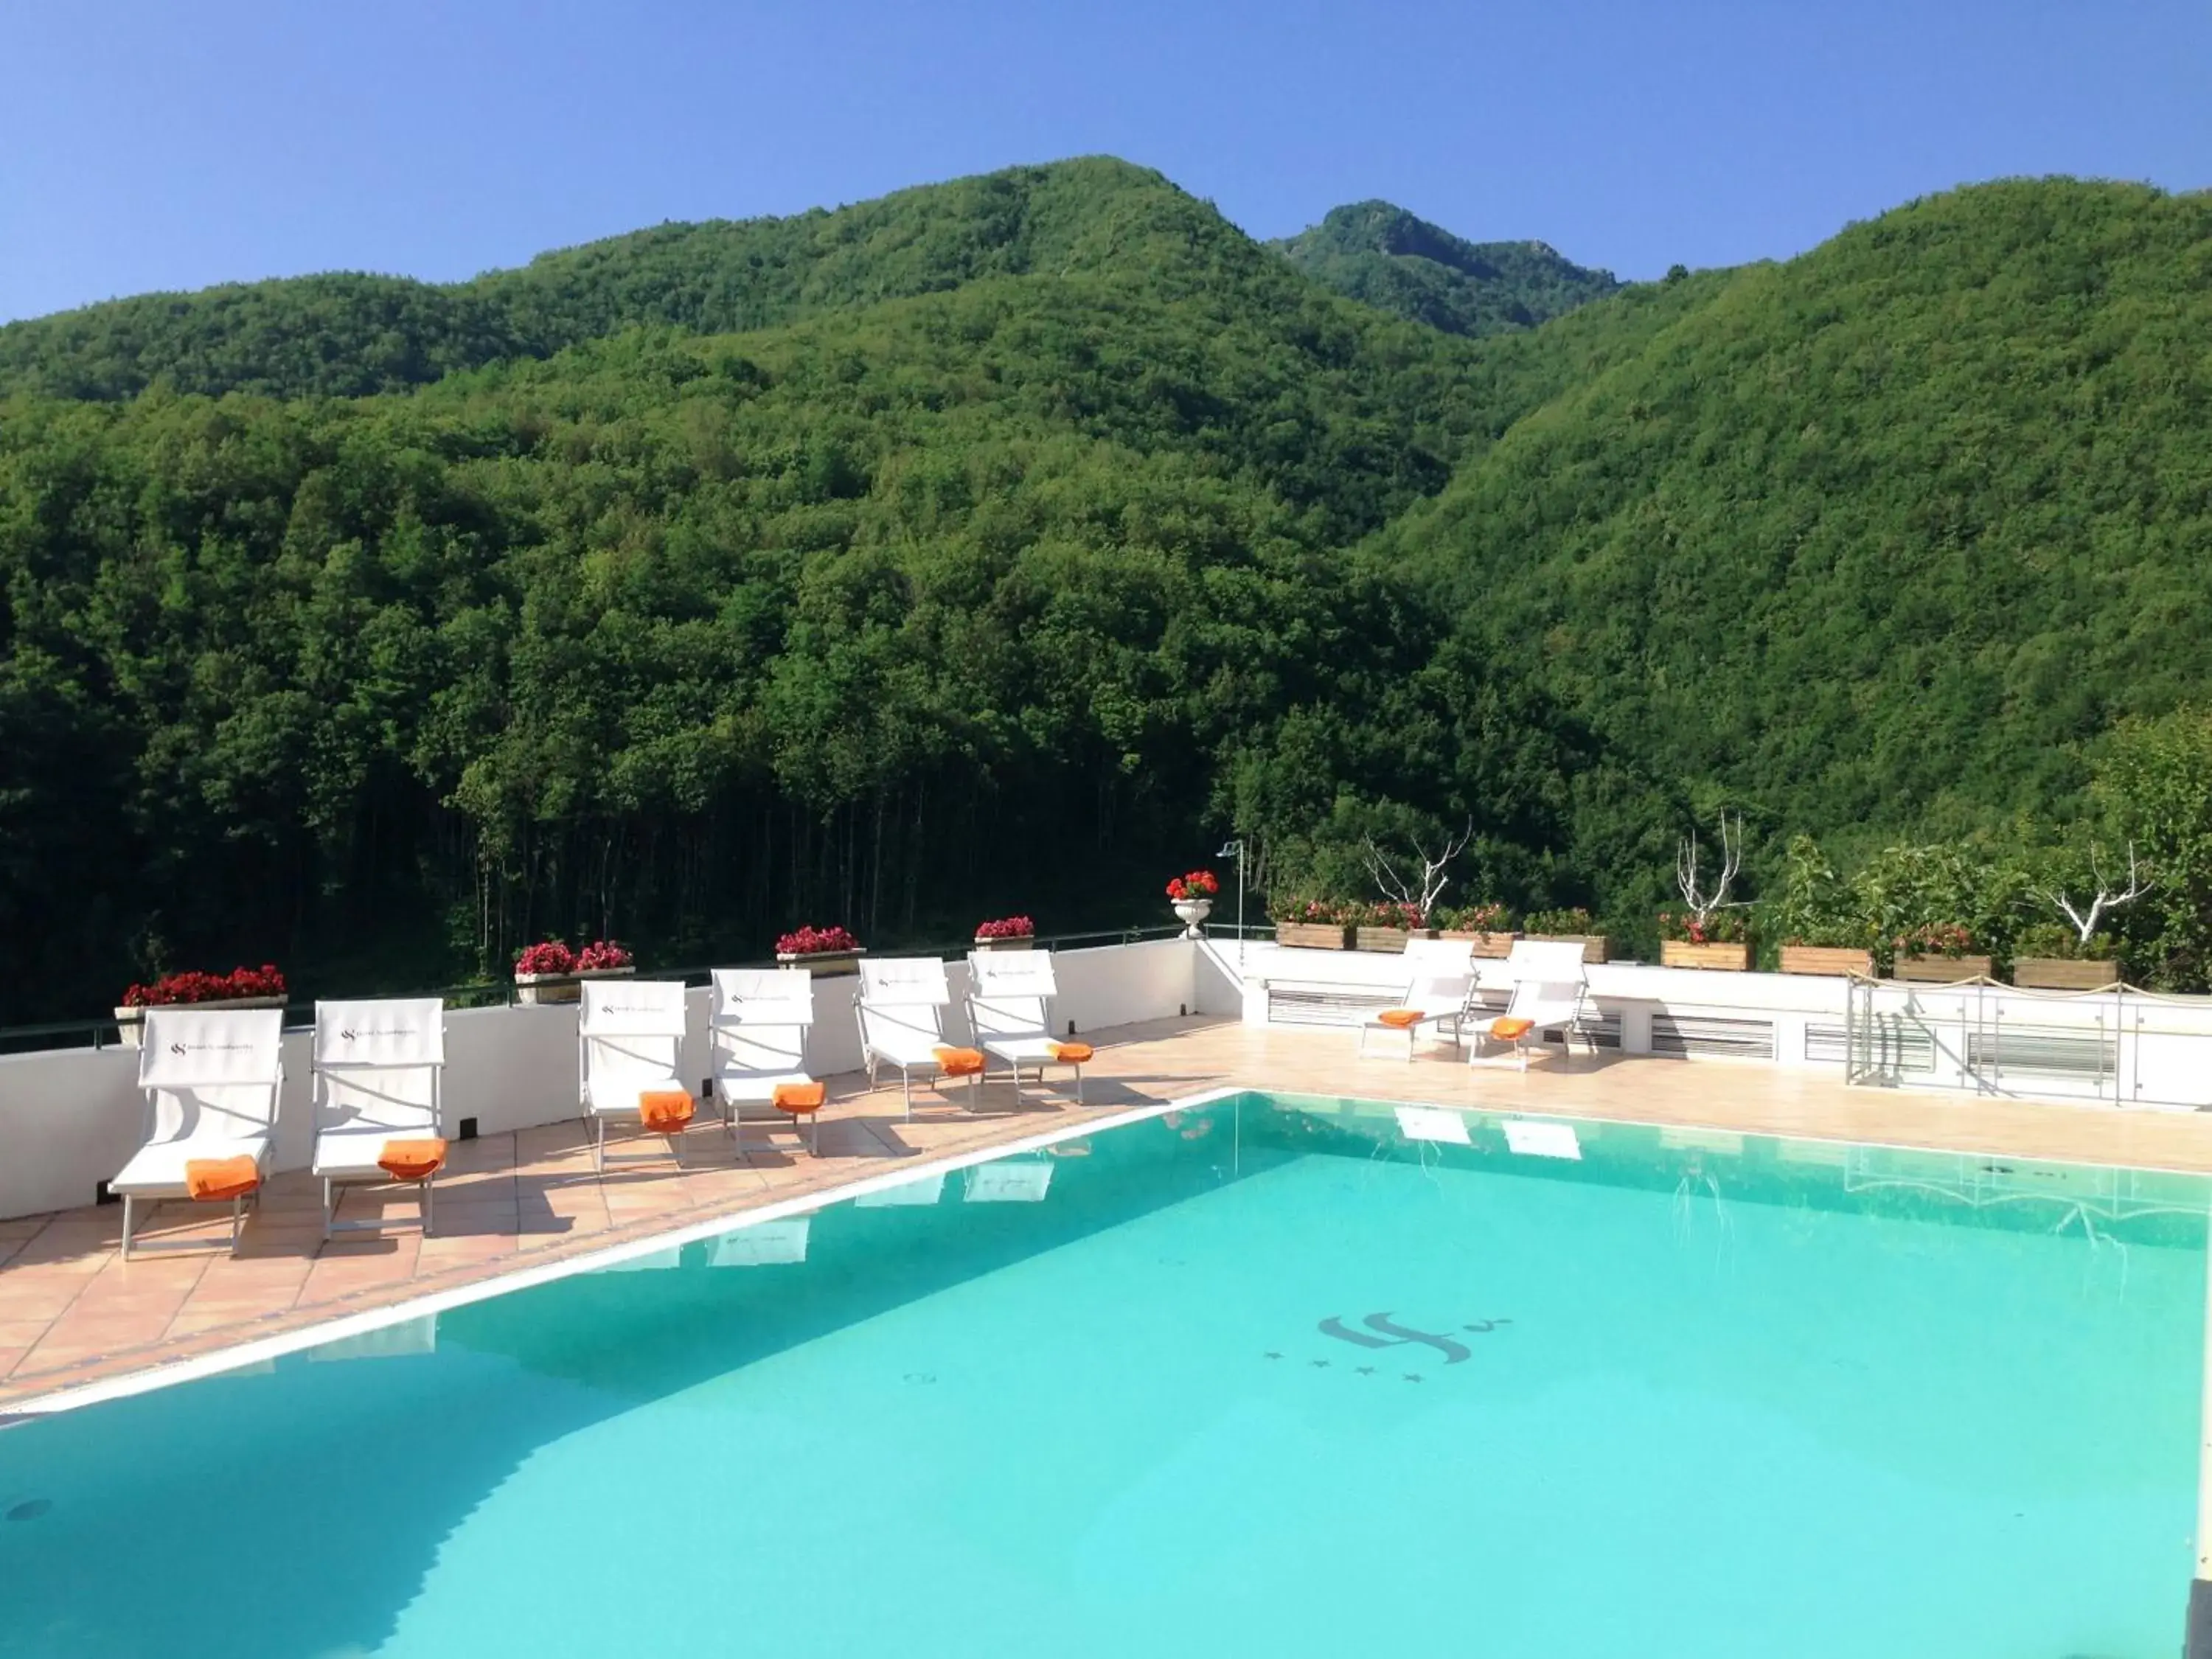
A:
2;0;2205;324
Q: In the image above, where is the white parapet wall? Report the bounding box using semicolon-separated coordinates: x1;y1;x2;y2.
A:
1232;939;2212;1110
0;937;1203;1222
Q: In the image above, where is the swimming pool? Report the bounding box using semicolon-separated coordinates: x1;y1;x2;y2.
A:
0;1092;2202;1658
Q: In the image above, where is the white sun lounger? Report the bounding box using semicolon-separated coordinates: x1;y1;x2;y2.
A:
1474;939;1595;1069
111;1007;285;1259
1357;936;1478;1060
310;998;446;1240
966;950;1086;1104
856;956;976;1118
709;967;821;1153
580;978;693;1172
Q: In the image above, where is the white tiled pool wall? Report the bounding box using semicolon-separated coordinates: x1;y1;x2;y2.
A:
2;936;2208;1221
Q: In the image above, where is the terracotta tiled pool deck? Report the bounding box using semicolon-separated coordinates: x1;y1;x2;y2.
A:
5;1013;2211;1411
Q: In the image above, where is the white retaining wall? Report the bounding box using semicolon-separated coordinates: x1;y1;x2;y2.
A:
7;934;2205;1222
0;938;1200;1222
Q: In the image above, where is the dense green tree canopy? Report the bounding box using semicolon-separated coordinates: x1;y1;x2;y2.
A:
1270;201;1621;338
3;161;2210;1020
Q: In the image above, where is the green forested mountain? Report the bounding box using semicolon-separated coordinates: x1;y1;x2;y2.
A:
0;160;1237;402
1270;201;1621;337
2;162;2209;1020
1382;178;2212;868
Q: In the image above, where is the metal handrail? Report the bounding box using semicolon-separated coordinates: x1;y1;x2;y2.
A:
0;922;1192;1057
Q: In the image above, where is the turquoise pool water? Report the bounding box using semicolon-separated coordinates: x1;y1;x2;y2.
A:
0;1093;2203;1658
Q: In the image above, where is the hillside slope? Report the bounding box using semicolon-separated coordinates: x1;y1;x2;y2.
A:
1;166;1639;1019
0;159;1267;400
1385;178;2212;860
1273;201;1620;336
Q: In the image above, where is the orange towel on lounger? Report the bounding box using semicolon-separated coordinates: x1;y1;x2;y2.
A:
378;1138;448;1182
1048;1040;1093;1064
933;1046;986;1077
184;1155;261;1202
1377;1008;1423;1029
772;1081;826;1115
639;1089;696;1132
1490;1016;1535;1040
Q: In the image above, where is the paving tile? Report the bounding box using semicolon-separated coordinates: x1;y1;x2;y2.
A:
13;1011;2212;1408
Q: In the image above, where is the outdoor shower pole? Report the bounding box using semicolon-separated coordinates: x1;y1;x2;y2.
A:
1216;840;1246;970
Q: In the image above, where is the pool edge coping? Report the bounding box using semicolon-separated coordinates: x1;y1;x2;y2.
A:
0;1085;1247;1422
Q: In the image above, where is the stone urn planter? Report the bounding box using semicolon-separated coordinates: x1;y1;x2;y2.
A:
1172;898;1214;938
1440;930;1520;959
1275;922;1352;950
1889;954;1995;984
1528;932;1610;964
1660;941;1752;972
113;995;286;1049
2011;957;2121;991
777;948;867;978
514;965;635;1006
1778;945;1875;977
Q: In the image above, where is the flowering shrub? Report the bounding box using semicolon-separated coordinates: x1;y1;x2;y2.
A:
777;925;861;956
1351;900;1426;930
514;941;576;976
515;939;632;976
1273;898;1352;925
2014;921;2115;961
1436;902;1512;933
1165;869;1219;901
1522;907;1596;935
1895;922;1977;959
975;916;1035;939
1657;909;1750;945
121;964;287;1008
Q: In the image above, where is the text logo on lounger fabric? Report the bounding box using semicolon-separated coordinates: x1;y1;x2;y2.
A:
169;1041;258;1055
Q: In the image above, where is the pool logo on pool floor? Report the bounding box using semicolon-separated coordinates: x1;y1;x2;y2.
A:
1264;1313;1512;1380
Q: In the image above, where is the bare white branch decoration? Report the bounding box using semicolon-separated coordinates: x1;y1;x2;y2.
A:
1676;812;1746;926
2035;841;2149;947
1363;819;1473;926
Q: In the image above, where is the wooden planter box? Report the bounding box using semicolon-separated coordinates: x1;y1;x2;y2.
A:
1276;922;1352;950
514;965;634;1006
1354;926;1439;953
112;995;285;1048
1528;933;1610;964
1441;930;1520;959
1778;945;1874;978
1660;940;1751;972
777;948;866;978
1889;954;1994;984
972;935;1035;952
2011;957;2120;991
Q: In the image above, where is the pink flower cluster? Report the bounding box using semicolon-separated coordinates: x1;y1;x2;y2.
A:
777;925;861;956
514;939;633;977
121;964;287;1008
975;916;1035;939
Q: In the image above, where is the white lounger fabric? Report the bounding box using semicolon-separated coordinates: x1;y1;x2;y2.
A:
1477;939;1593;1069
710;967;819;1151
580;978;691;1170
966;950;1085;1103
1357;936;1477;1059
112;1007;285;1256
310;998;445;1237
856;957;970;1117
